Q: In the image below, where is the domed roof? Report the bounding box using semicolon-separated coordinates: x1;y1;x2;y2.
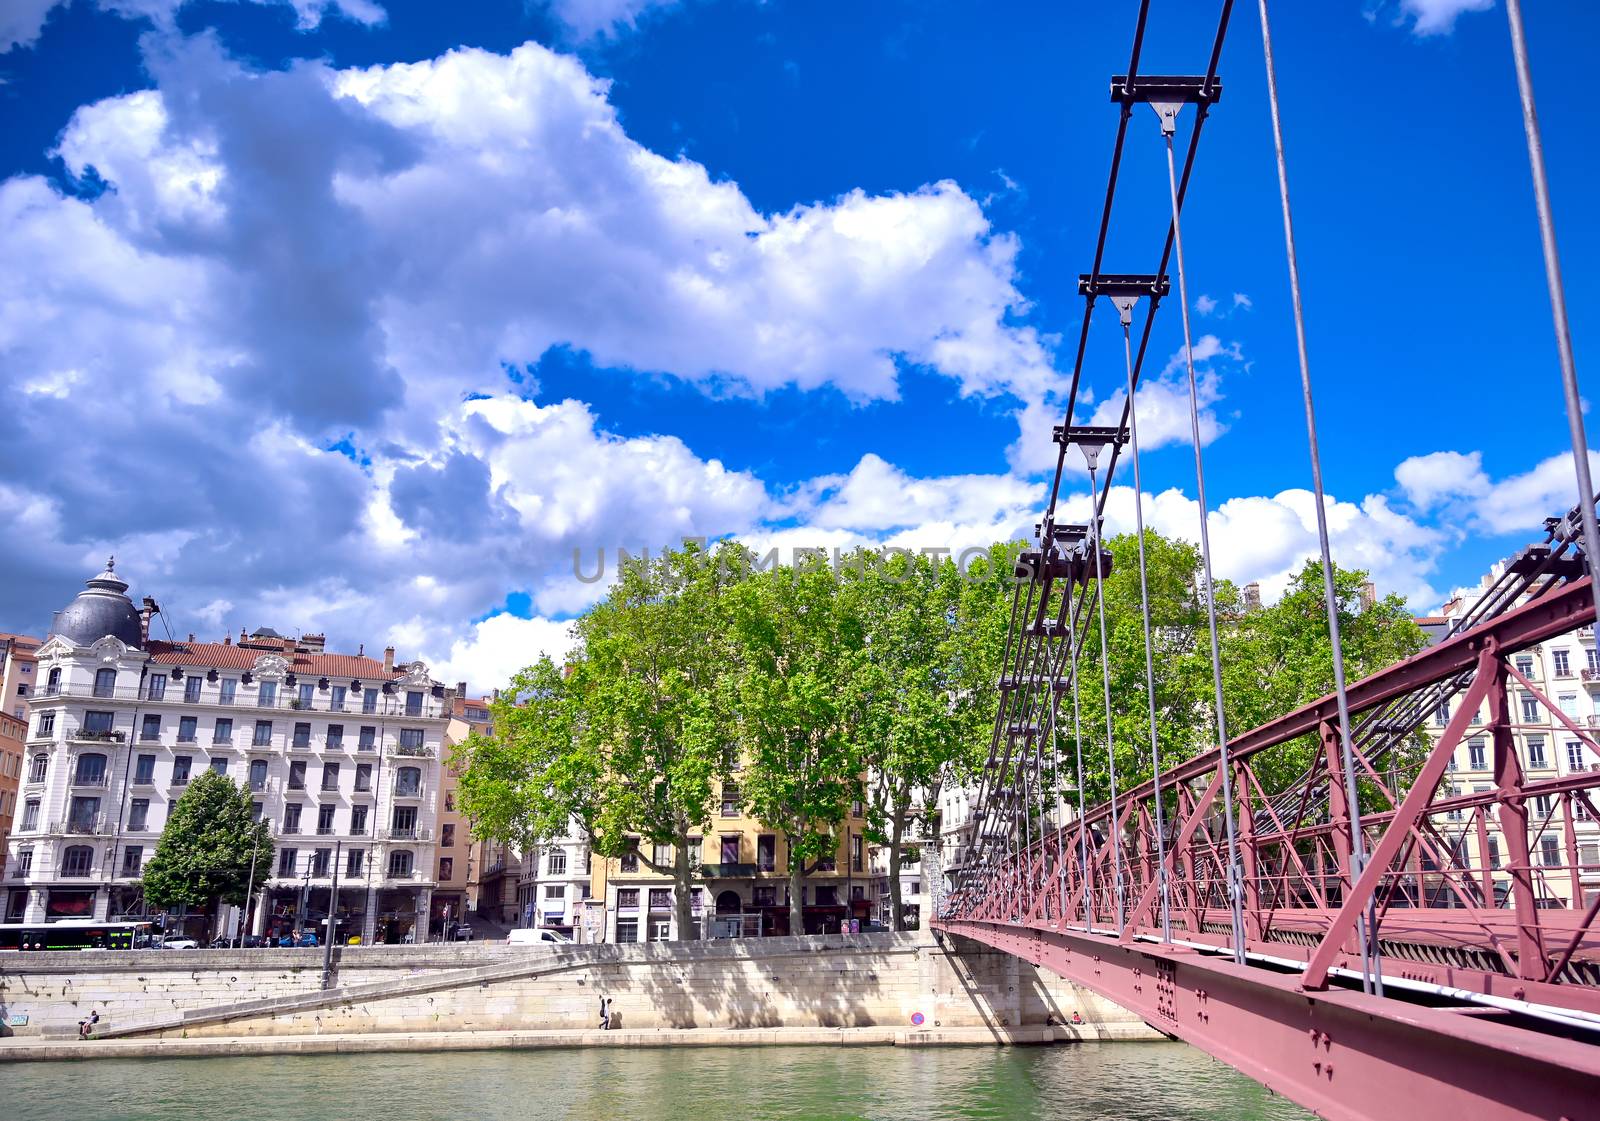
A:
49;557;144;649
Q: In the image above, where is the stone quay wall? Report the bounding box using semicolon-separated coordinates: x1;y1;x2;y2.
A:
0;932;1154;1041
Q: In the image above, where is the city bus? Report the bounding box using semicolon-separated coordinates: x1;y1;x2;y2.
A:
0;920;155;951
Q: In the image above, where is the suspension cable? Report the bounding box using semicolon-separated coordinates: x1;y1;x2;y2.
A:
1255;0;1381;996
1155;101;1246;964
1082;447;1125;934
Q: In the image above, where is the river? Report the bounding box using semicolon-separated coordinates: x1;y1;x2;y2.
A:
7;1042;1312;1120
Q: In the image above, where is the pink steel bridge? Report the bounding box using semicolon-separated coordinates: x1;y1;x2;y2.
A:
934;3;1600;1118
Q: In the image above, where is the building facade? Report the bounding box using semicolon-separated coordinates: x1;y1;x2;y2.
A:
3;562;451;943
1;632;41;723
0;708;24;879
518;821;592;938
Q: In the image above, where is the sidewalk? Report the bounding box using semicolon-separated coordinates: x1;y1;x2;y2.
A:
0;1022;1162;1063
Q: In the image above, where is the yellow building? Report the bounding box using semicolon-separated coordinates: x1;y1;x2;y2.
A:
588;776;872;941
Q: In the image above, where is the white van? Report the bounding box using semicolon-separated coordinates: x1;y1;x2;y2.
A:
506;927;573;945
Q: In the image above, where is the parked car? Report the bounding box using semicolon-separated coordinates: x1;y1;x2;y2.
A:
161;937;199;950
507;927;571;945
451;924;473;942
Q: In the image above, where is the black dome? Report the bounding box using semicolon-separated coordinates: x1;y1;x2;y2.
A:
49;558;143;648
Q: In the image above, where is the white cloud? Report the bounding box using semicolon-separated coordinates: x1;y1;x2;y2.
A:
1232;292;1252;311
1083;334;1236;455
1395;448;1599;537
540;0;680;40
2;0;384;52
427;613;576;695
1195;294;1218;316
1397;0;1493;36
1395;450;1490;509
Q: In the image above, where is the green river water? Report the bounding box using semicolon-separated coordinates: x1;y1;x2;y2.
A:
8;1042;1312;1120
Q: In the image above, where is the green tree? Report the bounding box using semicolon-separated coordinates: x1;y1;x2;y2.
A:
141;769;273;937
729;558;864;936
459;541;747;941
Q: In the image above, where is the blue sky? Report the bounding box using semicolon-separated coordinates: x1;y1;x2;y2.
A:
0;0;1595;689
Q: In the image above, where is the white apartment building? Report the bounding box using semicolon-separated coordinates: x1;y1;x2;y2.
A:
3;561;452;943
516;820;593;939
1427;563;1600;907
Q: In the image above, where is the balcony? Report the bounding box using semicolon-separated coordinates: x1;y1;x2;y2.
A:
289;739;315;753
281;824;301;836
392;743;435;758
70;729;125;744
391;785;425;800
213;735;236;747
382;826;432;841
68;773;110;789
177;733;198;743
50;814;109;835
699;862;757;878
1579;625;1596;643
316;826;337;836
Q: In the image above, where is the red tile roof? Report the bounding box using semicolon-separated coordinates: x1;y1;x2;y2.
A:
144;640;402;681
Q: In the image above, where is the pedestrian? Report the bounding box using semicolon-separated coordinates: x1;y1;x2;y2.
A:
598;996;612;1030
77;1010;99;1040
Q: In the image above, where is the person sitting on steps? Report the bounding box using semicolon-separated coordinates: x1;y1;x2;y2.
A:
77;1010;100;1040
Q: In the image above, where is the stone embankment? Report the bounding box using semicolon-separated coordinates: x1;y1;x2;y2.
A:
0;930;1161;1059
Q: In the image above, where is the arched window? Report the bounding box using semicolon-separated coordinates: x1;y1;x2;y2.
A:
74;753;107;785
45;667;61;694
29;754;48;783
61;845;93;877
395;766;421;796
387;849;413;878
93;668;117;698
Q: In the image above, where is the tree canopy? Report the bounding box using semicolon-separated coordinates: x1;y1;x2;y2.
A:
141;769;273;934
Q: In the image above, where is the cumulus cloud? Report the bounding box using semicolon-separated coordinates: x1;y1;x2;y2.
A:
1083;334;1237;454
1195;294;1218;316
2;0;384;52
1367;0;1494;37
1395;448;1599;536
539;0;681;40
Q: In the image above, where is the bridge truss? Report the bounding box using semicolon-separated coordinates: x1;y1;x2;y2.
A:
934;3;1600;1119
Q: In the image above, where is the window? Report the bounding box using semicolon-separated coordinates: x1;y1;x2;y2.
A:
444;792;454;811
1576;796;1593;822
184;676;202;704
362;689;377;714
851;885;865;901
405;690;423;717
690;887;703;913
648;887;670;911
1445;785;1461;821
13;683;23;697
1569;741;1588;772
619;849;639;873
293;722;311;748
1515;655;1535;678
817;851;837;873
757;835;776;872
321;762;340;791
278;848;298;876
616;888;640;911
439;858;454;880
253;720;272;746
1541;836;1562;867
312;848;331;876
547;884;568;900
1521;693;1540;723
1534;795;1554;818
331;685;347;712
35;712;55;738
358;726;376;750
720;835;739;864
74;753;107;785
753;885;777;907
395;766;421;797
327;724;344;748
45;666;60;694
248;758;267;791
1581;843;1600;868
21;799;39;830
1488;836;1502;869
851;834;864;873
128;799;148;831
317;804;336;835
288;761;306;790
178;716;197;743
652;843;671;867
391;805;417;837
351;805;369;835
284;803;302;834
209;757;227;776
172;755;192;785
687;838;701;869
147;674;167;700
398;728;425;753
388;850;413;877
219;678;236;705
29;754;47;783
121;845;143;875
1555;649;1572;676
355;763;372;792
648;919;672;942
1468;739;1486;771
545;846;562;873
62;845;93;876
721;785;740;817
347;848;364;877
214;718;234;744
258;681;277;707
134;754;155;785
298;683;314;710
616;920;639;943
1560;693;1579;718
83;710;114;734
16;850;32;878
721;743;740;770
815;886;838;906
141;714;161;741
1528;737;1549;769
94;668;117;697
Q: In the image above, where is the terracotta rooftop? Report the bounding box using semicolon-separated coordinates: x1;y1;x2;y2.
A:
144;640;402;681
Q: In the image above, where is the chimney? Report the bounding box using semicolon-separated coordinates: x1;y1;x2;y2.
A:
138;596;161;645
223;633;232;646
1243;582;1262;611
300;632;326;654
1360;580;1377;610
383;645;395;672
187;633;195;643
456;680;467;699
